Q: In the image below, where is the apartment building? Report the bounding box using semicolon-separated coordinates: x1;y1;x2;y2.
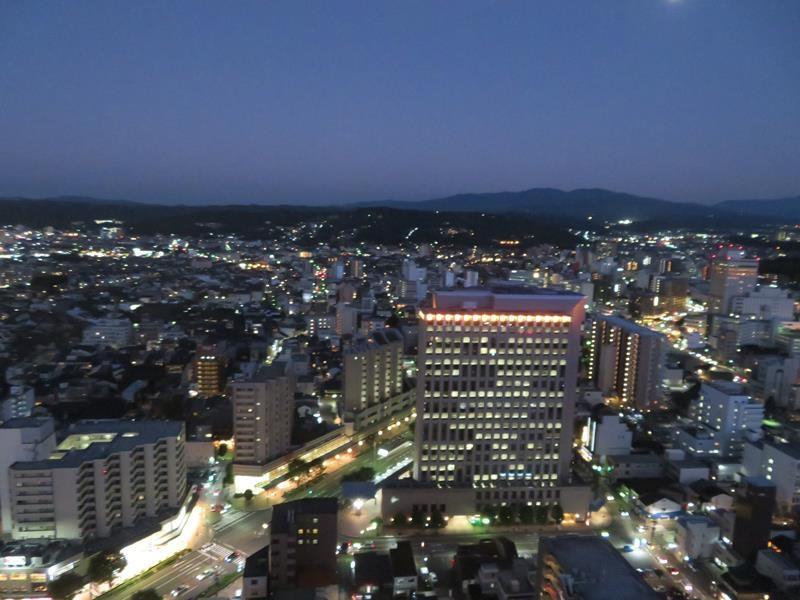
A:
8;420;186;541
0;418;57;538
231;362;295;468
586;315;666;410
677;381;763;458
415;285;584;510
81;318;134;348
342;329;412;429
269;497;338;590
743;438;800;515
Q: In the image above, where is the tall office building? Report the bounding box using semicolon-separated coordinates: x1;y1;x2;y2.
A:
708;248;759;314
342;329;412;429
231;362;295;467
8;420;186;541
586;316;666;410
415;286;584;509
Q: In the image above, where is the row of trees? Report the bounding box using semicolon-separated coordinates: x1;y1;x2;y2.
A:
484;502;564;526
47;550;132;600
391;506;447;529
389;503;565;530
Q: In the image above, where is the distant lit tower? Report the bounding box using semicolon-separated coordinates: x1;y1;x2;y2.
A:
194;345;223;397
708;248;758;314
416;285;584;509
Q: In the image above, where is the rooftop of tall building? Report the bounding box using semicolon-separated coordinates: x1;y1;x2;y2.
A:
10;419;184;470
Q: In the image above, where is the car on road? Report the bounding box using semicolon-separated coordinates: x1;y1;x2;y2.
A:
621;545;634;553
196;568;215;580
668;567;680;576
170;585;190;597
225;551;241;562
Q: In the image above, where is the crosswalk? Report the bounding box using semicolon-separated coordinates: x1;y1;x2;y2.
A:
199;541;237;561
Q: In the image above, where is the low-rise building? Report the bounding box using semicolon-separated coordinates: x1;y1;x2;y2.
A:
675;515;720;560
742;438;800;515
269;498;338;590
536;535;661;600
242;545;269;600
755;549;800;592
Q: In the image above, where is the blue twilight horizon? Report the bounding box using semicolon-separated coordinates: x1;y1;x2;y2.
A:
0;1;799;206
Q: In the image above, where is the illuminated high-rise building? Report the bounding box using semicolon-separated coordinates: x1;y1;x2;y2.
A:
586;316;666;411
708;248;759;314
415;286;584;509
231;362;295;468
194;344;223;397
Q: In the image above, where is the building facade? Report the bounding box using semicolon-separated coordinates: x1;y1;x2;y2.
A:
231;362;295;468
342;329;411;429
8;420;186;541
415;286;584;510
586;315;666;410
708;248;759;315
269;497;338;590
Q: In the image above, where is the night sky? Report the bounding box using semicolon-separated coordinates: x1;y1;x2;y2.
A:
1;1;799;205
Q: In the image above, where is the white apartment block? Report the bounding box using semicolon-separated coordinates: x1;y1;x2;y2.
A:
731;285;795;321
81;318;134;348
0;417;57;538
683;382;763;458
415;286;584;509
8;420;186;541
231;362;295;467
743;439;800;515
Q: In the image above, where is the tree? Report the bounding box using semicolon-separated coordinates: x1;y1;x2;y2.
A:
534;505;549;525
483;505;498;523
48;572;84;600
341;466;375;482
288;458;307;476
550;503;564;524
430;508;445;529
132;590;162;600
87;551;127;586
410;507;426;528
392;512;407;527
498;505;516;525
217;443;228;457
243;489;254;502
518;504;534;525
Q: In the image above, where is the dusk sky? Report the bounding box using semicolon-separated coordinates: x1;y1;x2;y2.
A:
1;1;799;205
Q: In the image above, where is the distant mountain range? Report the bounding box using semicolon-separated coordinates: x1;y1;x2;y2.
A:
1;188;799;228
355;188;800;222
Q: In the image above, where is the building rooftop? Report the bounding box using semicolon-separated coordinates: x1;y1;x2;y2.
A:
596;314;664;338
539;535;661;600
389;541;417;578
11;419;183;470
243;544;270;579
270;497;338;535
0;416;52;430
